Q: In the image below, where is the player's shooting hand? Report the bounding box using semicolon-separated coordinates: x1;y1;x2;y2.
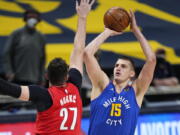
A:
76;0;95;18
104;28;123;37
129;9;139;32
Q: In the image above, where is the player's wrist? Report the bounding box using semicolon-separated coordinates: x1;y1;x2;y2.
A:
78;15;87;20
104;28;116;37
104;28;111;33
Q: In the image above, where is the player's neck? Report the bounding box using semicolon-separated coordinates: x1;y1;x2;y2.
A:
49;82;67;87
113;79;129;93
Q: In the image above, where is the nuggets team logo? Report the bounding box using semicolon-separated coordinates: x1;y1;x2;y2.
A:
124;86;130;92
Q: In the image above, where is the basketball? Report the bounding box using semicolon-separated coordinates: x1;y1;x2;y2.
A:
104;7;130;32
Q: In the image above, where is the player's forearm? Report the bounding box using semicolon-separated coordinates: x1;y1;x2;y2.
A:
74;17;87;51
85;30;111;55
0;78;21;98
133;28;156;61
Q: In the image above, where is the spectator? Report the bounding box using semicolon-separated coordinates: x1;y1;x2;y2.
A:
3;9;46;85
153;49;179;86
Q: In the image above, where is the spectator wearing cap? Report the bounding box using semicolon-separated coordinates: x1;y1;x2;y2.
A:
153;49;179;86
3;9;46;85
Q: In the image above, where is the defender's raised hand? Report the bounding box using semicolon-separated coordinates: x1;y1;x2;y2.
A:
76;0;95;18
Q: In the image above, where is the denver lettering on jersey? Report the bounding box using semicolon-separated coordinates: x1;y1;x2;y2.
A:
60;95;76;106
103;96;131;109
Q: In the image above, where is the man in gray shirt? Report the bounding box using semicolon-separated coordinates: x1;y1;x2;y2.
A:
3;9;46;85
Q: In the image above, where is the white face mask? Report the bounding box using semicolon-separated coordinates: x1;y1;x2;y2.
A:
27;18;38;28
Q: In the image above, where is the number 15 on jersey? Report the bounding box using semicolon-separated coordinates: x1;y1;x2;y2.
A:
110;103;121;117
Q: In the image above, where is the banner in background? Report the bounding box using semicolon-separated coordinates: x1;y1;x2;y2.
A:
0;122;35;135
0;113;180;135
135;113;180;135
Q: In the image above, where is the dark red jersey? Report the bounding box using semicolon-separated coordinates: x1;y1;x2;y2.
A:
36;82;82;135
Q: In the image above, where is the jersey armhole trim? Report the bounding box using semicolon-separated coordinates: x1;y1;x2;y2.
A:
91;81;112;103
131;86;141;109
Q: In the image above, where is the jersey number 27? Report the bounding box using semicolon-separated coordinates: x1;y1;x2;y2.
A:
60;107;77;130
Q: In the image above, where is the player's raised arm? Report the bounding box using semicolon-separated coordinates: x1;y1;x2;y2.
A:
130;10;156;105
84;28;121;99
69;0;95;75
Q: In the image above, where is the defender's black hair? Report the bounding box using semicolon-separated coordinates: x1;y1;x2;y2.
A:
47;58;69;85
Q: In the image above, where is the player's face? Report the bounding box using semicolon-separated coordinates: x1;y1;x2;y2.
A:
113;59;135;82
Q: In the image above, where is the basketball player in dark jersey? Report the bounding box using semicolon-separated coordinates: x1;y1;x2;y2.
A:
83;10;156;135
0;0;95;134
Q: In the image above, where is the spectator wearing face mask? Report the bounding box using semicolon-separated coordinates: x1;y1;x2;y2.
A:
2;9;46;85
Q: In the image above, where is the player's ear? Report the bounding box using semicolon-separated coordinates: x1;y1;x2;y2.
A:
65;75;69;81
130;70;135;78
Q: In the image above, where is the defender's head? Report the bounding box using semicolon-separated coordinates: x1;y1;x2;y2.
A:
47;58;68;86
113;56;135;83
